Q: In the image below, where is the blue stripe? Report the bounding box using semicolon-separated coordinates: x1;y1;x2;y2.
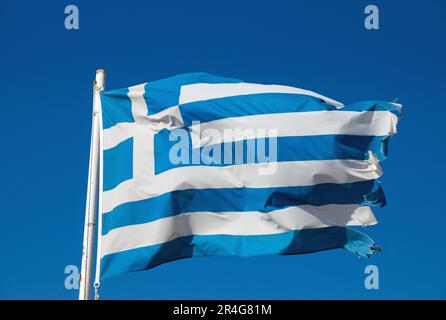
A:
344;100;402;117
179;93;336;126
100;226;376;280
145;72;242;115
100;71;401;130
179;93;401;127
154;132;389;174
100;88;134;130
102;180;385;235
103;138;133;191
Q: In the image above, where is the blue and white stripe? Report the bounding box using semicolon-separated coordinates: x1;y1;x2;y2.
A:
98;72;401;280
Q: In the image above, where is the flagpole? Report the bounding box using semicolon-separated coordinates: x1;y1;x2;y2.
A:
79;69;106;300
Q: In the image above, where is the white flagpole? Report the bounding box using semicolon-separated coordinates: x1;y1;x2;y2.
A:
79;69;106;300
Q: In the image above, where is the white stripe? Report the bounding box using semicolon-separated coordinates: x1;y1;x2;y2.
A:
101;205;376;257
103;123;135;150
179;83;344;108
128;84;148;121
102;159;382;213
103;105;184;150
103;97;396;150
132;125;156;183
190;111;397;148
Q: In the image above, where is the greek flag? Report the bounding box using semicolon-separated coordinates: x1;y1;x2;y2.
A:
98;73;401;279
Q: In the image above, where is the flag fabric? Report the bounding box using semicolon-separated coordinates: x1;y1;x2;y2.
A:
98;72;401;280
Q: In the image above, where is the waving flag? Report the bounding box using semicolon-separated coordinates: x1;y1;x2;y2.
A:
97;73;401;279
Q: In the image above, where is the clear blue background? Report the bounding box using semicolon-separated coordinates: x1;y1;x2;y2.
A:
0;0;445;299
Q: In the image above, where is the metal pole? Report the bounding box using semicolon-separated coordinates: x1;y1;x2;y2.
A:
79;69;106;300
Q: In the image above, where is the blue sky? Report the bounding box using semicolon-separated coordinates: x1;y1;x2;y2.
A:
0;0;445;299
